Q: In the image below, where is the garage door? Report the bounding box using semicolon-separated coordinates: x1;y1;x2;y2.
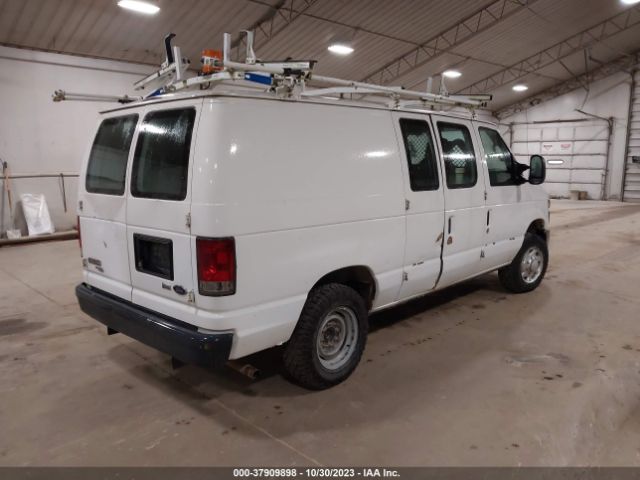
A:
507;120;610;200
623;70;640;203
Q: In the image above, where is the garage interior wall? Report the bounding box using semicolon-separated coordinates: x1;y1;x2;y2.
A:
498;71;633;200
0;46;152;234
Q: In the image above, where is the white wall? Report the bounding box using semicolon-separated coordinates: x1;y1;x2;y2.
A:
0;46;153;235
499;71;633;200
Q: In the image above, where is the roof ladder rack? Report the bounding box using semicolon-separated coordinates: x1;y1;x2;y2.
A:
52;30;493;110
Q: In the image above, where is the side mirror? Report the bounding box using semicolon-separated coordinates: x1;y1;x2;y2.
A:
529;155;546;185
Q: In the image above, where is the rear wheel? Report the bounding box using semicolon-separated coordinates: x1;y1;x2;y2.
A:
283;283;368;390
499;233;548;293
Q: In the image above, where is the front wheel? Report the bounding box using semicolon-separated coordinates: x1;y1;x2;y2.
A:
499;233;548;293
283;283;368;390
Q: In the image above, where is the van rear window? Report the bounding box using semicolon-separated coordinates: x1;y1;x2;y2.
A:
131;108;196;201
86;114;138;195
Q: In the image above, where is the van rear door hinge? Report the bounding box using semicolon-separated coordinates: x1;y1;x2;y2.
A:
402;272;408;282
185;212;191;228
484;191;487;201
405;199;410;211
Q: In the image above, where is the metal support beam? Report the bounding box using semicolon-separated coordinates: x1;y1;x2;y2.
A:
495;51;640;119
460;6;640;96
231;0;319;61
358;0;539;86
621;67;638;202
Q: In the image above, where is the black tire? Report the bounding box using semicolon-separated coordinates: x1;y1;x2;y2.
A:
283;283;368;390
499;232;548;293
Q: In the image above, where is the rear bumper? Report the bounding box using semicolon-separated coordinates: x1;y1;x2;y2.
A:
76;283;233;369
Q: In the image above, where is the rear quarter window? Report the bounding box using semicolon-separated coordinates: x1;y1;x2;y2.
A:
131;108;196;201
85;114;138;195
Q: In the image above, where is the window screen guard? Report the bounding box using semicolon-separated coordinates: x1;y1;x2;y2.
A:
437;122;478;189
399;119;439;192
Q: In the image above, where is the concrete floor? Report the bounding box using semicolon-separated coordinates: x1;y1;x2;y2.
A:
1;200;640;466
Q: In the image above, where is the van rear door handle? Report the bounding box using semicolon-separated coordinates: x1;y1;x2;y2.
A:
487;210;491;226
448;216;452;234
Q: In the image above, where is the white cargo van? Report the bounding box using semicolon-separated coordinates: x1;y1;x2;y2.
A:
75;87;548;389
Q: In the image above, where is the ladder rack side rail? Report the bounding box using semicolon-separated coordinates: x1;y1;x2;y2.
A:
218;60;483;107
310;74;482;107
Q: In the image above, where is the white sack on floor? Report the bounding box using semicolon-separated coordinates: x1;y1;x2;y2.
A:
20;194;55;236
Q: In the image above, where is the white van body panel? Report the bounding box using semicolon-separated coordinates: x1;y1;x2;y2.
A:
473;120;548;268
78;112;137;302
125;100;202;322
390;112;445;300
78;91;549;361
431;115;488;288
190;98;406;357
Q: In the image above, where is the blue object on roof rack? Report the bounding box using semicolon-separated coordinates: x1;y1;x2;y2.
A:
244;72;272;86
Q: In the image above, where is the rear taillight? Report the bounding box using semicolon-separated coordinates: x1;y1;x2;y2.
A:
196;237;236;296
77;216;82;253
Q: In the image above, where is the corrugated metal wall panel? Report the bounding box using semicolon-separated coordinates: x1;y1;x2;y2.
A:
0;0;638;111
624;70;640;202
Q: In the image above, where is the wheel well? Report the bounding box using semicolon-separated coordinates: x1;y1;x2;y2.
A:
312;266;376;310
527;219;547;242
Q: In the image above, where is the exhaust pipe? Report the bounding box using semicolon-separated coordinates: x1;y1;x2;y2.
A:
227;360;261;380
168;356;260;379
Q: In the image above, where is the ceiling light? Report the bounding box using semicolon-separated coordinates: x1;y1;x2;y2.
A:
621;0;640;5
512;84;529;92
117;0;160;14
442;70;462;79
328;44;354;55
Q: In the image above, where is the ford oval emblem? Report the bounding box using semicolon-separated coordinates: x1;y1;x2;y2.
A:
173;285;187;295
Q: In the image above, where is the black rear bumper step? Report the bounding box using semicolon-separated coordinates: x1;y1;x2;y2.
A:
76;283;233;369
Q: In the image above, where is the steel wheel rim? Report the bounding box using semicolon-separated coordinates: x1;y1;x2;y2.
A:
316;306;358;371
520;246;544;284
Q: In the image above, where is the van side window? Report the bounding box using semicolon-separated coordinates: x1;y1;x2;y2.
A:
437;122;477;189
131;108;196;201
86;114;138;195
478;127;516;186
399;119;439;191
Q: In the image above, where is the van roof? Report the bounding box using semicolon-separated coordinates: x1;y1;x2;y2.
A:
100;83;496;125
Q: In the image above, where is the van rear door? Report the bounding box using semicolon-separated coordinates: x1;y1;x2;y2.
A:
79;113;139;301
125;101;200;320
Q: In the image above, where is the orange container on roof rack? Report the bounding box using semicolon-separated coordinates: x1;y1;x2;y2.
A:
201;49;223;75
